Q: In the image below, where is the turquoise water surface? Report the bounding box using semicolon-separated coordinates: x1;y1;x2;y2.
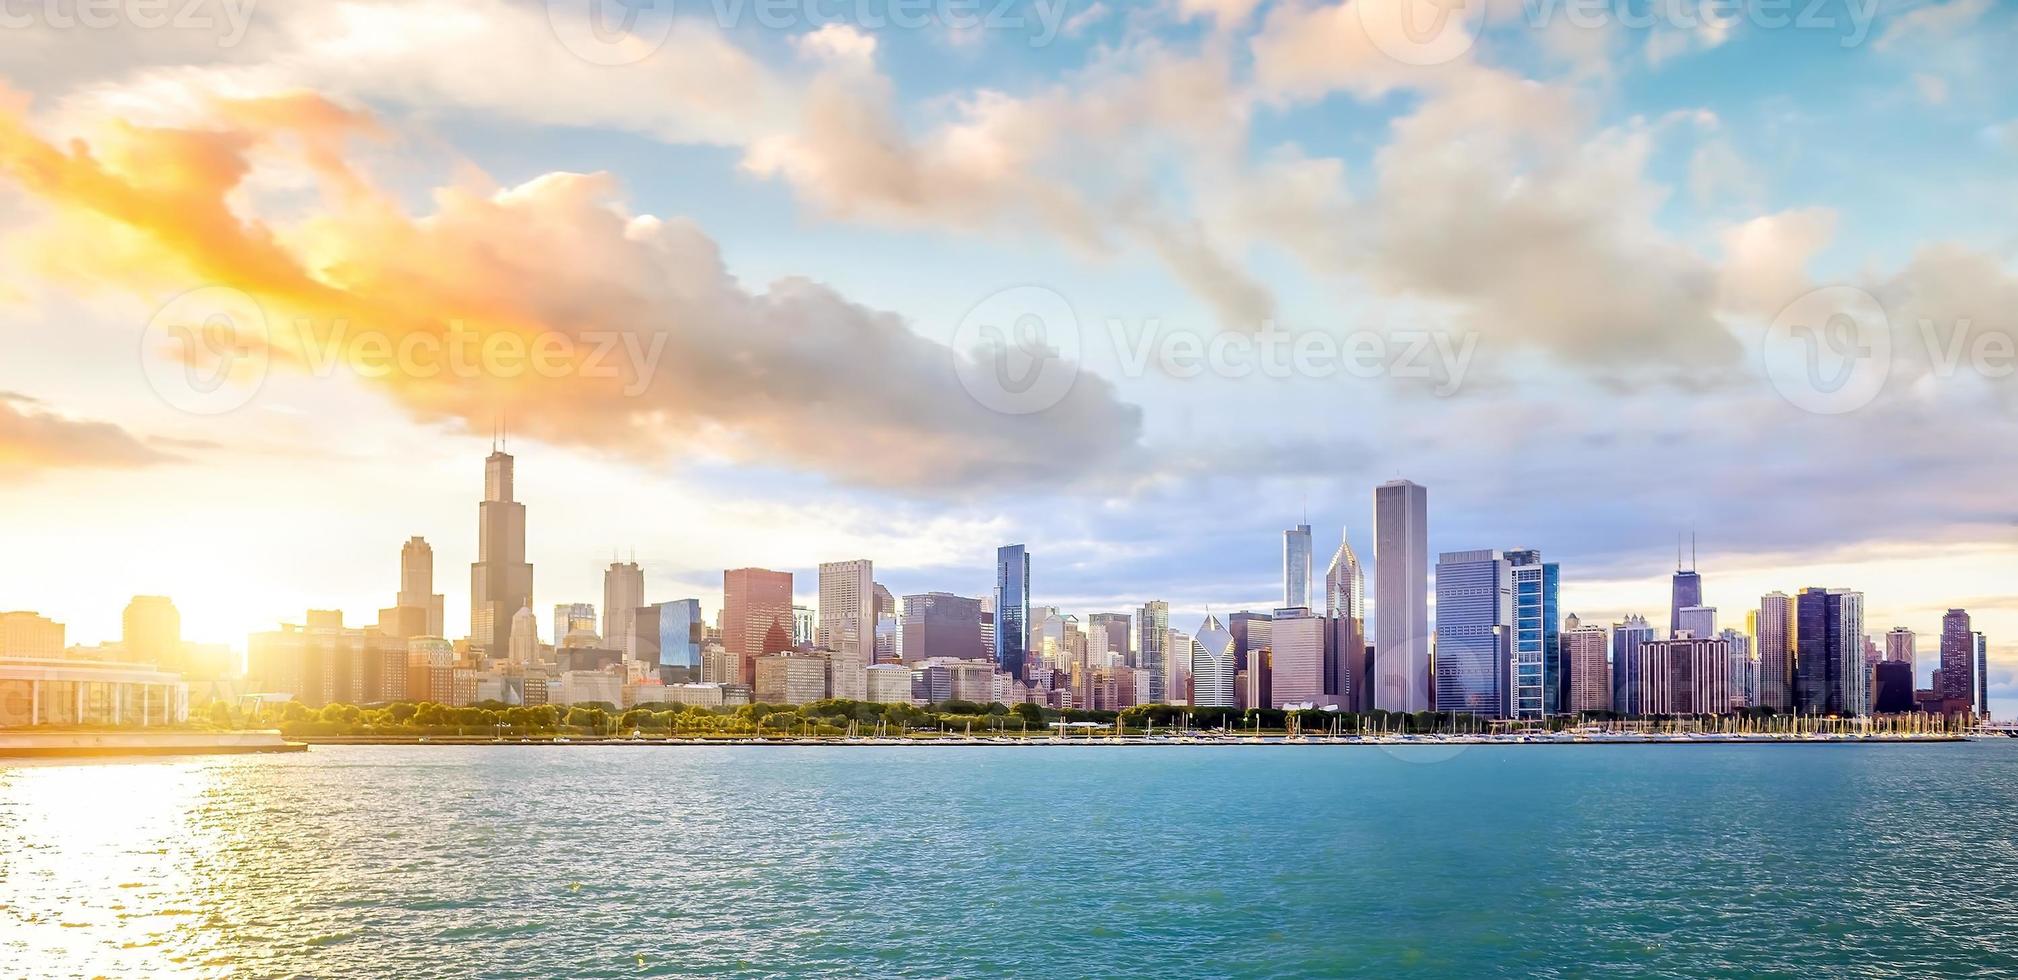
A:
4;741;2016;977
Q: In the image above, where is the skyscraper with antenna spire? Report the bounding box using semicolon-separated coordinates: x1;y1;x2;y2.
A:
1669;533;1702;639
470;435;533;656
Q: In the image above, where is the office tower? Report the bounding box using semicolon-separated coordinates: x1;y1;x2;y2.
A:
1328;614;1363;707
639;599;703;681
1974;633;1989;718
1676;605;1717;640
1269;607;1326;708
470;448;533;656
1434;550;1513;717
1639;635;1730;715
603;560;645;658
1374;479;1430;712
1938;609;1976;713
397;536;445;637
792;605;815;647
1324;527;1365;620
1756;592;1794;711
1165;628;1192;705
552;602;596;646
818;559;874;700
995;545;1030;679
507;604;537;667
755;653;828;705
121;595;181;669
1561;614;1611;714
1611;614;1655;715
1089;612;1133;667
724;568;794;687
1718;627;1753;710
1795;588;1865;716
1190;616;1236;707
1670;537;1702;638
1885;627;1916;667
873;614;900;663
0;611;64;658
1872;660;1916;714
902;593;986;662
873;583;895;620
1504;549;1559;717
249;612;414;707
1283;523;1313;610
1137;600;1170;703
1228;611;1271;674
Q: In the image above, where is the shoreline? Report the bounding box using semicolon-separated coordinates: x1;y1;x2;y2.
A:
291;733;1980;747
0;730;307;758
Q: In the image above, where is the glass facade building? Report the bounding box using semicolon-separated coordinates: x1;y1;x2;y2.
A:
1433;550;1512;717
994;545;1030;680
1505;549;1559;718
1611;615;1655;715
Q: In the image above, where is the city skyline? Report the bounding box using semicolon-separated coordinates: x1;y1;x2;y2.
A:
4;442;1998;716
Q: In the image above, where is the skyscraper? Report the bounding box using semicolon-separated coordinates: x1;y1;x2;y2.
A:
995;545;1030;679
1191;616;1237;708
507;603;537;667
902;593;986;662
1088;612;1133;667
1323;526;1365;621
818;559;875;700
1228;611;1271;674
644;598;703;681
603;560;644;658
1374;479;1430;713
1939;609;1975;716
1719;627;1753;710
1611;614;1655;715
470;448;533;656
1434;550;1513;718
1640;635;1730;715
1975;632;1989;719
1283;523;1313;610
1669;537;1702;639
397;537;445;637
1268;606;1326;708
1675;605;1717;640
1138;600;1170;703
1756;592;1794;712
724;568;794;687
1505;548;1558;717
1884;627;1916;667
121;595;181;669
552;602;596;646
1561;614;1611;714
1795;587;1864;717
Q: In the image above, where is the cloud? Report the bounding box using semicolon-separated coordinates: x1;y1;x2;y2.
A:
1716;208;1838;317
0;90;1143;492
0;392;176;474
1876;0;1992;51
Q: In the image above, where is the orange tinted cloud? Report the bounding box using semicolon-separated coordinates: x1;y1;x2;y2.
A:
0;88;1141;490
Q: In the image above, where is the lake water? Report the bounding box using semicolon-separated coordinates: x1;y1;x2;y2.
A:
4;741;2017;977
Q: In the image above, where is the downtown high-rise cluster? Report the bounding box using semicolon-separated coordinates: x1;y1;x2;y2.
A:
1;448;1993;724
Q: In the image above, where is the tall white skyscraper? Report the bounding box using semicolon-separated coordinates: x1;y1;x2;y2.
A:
1324;526;1364;621
470;449;533;655
1191;615;1236;708
604;560;644;658
1283;523;1313;610
819;559;874;700
1374;480;1429;713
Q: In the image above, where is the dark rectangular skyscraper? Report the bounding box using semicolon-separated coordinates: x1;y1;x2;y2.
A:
902;592;985;662
994;545;1030;679
1794;588;1864;716
1939;609;1974;715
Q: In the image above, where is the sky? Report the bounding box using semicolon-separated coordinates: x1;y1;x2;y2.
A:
0;0;2013;709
